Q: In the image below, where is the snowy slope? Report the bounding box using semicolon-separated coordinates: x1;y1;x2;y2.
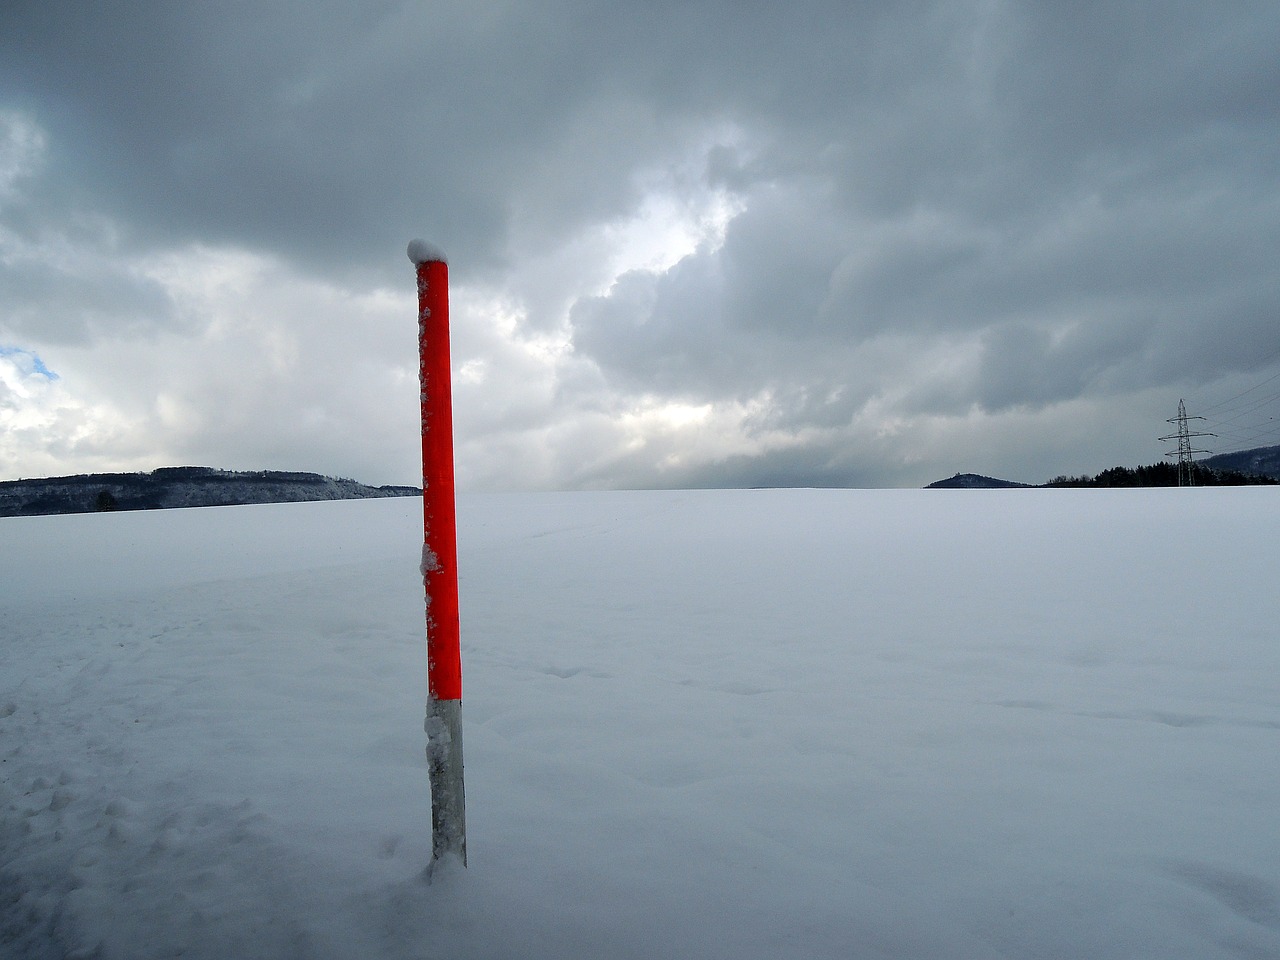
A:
2;489;1279;959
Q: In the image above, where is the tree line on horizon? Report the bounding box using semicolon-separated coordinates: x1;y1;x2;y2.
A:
0;467;420;518
1044;461;1277;488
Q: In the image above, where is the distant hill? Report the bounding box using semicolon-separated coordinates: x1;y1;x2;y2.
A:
1202;444;1280;481
0;467;420;518
926;473;1033;489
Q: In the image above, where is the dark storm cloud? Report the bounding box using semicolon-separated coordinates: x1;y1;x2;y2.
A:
569;0;1280;438
2;0;757;278
0;2;1044;274
2;1;1279;487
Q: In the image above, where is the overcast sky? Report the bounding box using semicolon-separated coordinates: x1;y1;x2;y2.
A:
2;1;1278;490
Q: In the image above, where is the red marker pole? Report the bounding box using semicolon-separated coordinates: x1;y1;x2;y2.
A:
410;239;466;868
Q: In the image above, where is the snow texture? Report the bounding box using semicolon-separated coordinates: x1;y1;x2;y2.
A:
407;239;447;264
2;489;1280;959
420;542;439;575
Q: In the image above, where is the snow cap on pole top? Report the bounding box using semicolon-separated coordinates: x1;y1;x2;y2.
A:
408;239;448;265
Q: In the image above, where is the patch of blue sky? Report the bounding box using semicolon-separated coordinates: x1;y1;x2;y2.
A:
0;345;59;380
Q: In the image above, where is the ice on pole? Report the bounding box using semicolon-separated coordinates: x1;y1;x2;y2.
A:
410;238;465;868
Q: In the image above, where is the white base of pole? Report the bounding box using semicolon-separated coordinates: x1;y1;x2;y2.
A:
425;697;467;870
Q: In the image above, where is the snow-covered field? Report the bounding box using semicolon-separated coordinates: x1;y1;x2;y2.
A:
2;488;1279;959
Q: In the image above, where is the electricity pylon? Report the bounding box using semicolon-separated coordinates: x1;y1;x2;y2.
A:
1158;399;1215;486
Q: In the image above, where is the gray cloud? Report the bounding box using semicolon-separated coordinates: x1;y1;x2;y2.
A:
0;256;176;345
2;1;1279;488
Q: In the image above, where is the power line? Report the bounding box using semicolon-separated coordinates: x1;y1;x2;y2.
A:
1194;356;1280;457
1199;345;1280;416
